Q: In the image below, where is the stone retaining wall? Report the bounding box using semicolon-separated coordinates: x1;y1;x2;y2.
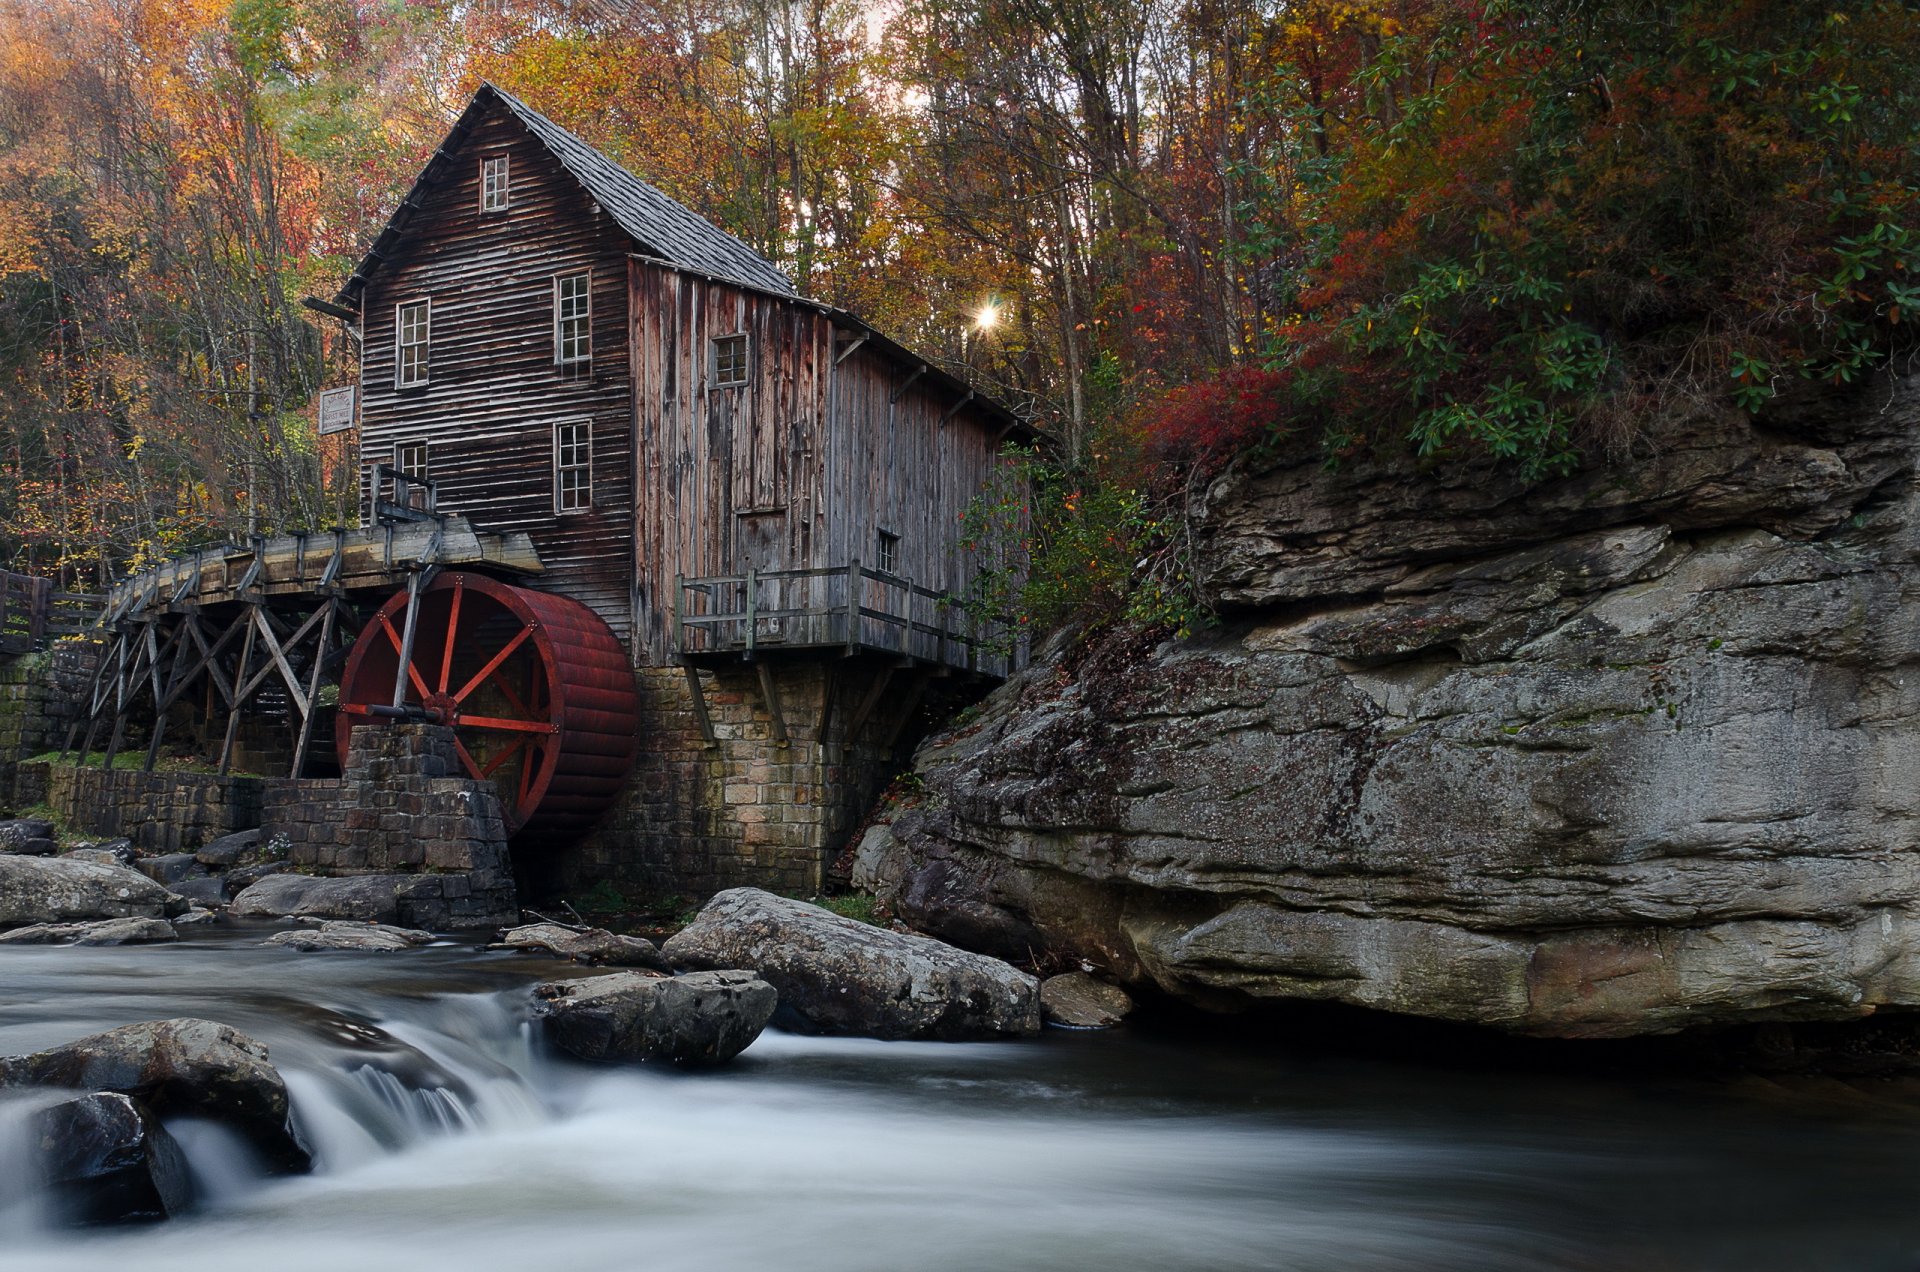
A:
260;723;516;928
0;641;99;809
43;764;263;853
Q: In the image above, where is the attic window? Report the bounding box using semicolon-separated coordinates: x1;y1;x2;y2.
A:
395;299;429;388
480;155;510;212
711;334;749;388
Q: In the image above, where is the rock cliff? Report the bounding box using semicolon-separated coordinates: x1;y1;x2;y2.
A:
856;375;1920;1037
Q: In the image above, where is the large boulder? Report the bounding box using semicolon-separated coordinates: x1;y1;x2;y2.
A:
134;854;206;886
61;840;136;868
229;873;410;923
0;917;177;946
265;921;432;952
0;856;186;927
663;889;1041;1040
534;970;777;1066
0;1019;309;1173
222;860;293;897
497;923;669;970
30;1091;193;1225
858;377;1920;1039
195;828;264;868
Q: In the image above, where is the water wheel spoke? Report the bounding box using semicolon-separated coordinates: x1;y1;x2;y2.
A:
377;612;430;700
451;736;483;781
518;743;540;808
452;625;533;704
492;673;532;719
437;577;464;694
479;737;528;780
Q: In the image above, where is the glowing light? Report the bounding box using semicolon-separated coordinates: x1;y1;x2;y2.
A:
974;301;1001;332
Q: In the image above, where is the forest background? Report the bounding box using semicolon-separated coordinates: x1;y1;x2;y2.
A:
0;0;1912;633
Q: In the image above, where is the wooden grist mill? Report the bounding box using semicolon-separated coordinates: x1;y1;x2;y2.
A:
56;82;1027;893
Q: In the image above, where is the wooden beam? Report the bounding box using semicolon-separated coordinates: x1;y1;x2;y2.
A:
290;599;338;778
882;676;929;752
217;608;259;776
939;390;976;424
843;665;895;755
756;662;789;747
889;364;928;404
682;661;717;749
834;333;869;365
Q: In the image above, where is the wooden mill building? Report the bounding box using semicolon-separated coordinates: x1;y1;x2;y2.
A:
314;83;1028;894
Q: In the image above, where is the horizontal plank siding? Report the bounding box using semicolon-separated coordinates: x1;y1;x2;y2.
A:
359;105;635;641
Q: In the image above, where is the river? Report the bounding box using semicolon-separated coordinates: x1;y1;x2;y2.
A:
1;925;1917;1271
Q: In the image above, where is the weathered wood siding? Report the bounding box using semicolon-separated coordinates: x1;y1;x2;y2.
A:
629;260;833;662
359;104;635;638
628;258;1008;666
823;344;1005;632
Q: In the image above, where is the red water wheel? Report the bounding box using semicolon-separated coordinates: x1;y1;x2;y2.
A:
335;573;637;841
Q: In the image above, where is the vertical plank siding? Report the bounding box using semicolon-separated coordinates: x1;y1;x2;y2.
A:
359;108;636;640
628;260;1005;667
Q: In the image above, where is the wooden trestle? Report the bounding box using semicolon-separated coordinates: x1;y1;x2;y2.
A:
66;516;543;778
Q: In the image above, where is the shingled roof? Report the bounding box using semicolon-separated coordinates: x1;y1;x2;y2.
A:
334;83;796;306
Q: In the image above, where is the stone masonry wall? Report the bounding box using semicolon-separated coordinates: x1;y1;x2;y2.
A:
0;640;100;809
261;723;517;929
43;764;264;853
563;662;910;900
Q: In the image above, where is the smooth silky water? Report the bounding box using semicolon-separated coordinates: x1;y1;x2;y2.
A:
2;927;1918;1272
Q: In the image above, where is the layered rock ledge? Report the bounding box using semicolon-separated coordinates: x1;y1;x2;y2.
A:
857;377;1920;1038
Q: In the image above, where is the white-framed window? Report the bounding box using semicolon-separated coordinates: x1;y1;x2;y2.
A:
480;154;510;213
553;420;592;514
395;299;430;388
711;333;749;388
876;529;900;576
393;440;429;479
554;273;591;367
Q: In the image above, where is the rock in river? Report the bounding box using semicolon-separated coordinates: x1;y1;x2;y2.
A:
663;888;1040;1041
0;917;177;946
497;922;669;970
0;1018;310;1174
229;872;408;924
0;856;185;927
1040;973;1133;1029
535;969;777;1067
30;1091;193;1225
265;921;433;952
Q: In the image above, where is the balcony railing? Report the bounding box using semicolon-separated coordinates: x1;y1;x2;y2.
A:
674;561;1014;677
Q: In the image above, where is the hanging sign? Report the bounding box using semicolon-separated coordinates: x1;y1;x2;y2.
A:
317;385;357;435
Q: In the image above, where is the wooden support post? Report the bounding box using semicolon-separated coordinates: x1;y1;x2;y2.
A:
882;676;929;752
756;661;788;747
817;664;839;756
682;661;717;748
391;569;423;709
144;617;192;771
843;665;894;757
218;606;259;776
743;568;758;659
671;573;684;656
844;558;860;654
290;599;338;778
63;631;115;760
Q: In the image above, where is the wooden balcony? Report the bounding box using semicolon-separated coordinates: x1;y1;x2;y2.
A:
674;562;1015;678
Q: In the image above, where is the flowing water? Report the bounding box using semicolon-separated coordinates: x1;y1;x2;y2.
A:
2;925;1919;1271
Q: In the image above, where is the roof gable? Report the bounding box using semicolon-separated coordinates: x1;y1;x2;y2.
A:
335;83;795;306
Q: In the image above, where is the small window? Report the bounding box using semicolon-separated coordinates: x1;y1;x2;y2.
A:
395;299;429;388
876;530;900;576
554;421;592;514
480;155;510;212
392;441;429;511
393;441;428;479
554;273;591;367
711;333;749;388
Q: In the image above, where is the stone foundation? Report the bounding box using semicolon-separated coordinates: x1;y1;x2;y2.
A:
44;764;263;854
0;641;100;808
564;662;930;899
261;723;517;928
